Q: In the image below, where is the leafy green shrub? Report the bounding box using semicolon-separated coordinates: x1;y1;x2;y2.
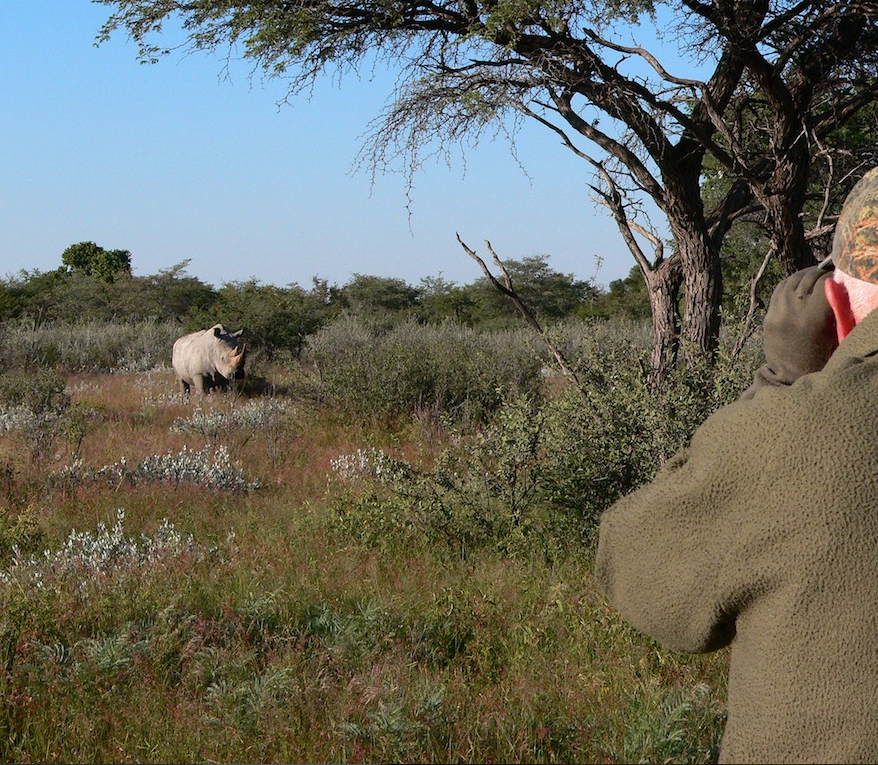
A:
326;318;763;558
0;368;92;463
185;279;332;361
0;367;67;413
327;392;601;558
0;505;45;561
304;316;543;424
327;391;592;559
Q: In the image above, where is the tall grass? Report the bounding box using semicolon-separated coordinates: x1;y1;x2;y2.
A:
0;315;753;763
0;318;181;372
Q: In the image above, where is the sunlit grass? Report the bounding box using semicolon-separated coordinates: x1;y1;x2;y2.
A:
0;367;728;764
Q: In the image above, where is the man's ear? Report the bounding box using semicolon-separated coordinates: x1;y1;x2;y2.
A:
825;277;856;343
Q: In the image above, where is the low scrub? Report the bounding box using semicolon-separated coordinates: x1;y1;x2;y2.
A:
304;316;544;424
0;318;180;372
326;319;762;560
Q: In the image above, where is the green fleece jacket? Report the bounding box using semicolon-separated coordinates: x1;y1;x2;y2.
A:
594;308;878;764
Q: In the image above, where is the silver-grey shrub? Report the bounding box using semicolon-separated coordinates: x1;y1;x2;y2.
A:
303;315;543;423
54;445;260;491
172;399;291;445
0;508;200;595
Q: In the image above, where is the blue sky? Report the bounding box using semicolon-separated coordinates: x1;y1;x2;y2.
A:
1;1;638;291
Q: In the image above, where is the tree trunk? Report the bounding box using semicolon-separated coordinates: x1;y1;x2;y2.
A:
667;201;724;369
645;256;684;392
762;159;813;275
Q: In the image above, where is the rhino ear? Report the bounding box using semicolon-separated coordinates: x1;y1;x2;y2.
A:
213;326;222;338
232;329;243;338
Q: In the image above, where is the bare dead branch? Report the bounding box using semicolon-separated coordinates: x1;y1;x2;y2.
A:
581;27;704;89
456;233;584;394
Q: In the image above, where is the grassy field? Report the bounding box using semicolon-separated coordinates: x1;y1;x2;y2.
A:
0;365;729;763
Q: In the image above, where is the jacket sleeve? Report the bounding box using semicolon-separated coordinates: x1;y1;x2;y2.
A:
593;397;770;654
739;265;837;400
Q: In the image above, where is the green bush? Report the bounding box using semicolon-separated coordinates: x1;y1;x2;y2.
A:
0;367;67;413
304;316;543;424
0;505;45;562
327;394;549;558
325;317;763;558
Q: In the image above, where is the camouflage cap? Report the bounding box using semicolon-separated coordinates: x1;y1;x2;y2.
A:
831;167;878;283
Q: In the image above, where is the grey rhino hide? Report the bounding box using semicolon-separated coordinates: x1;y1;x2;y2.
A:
172;323;246;396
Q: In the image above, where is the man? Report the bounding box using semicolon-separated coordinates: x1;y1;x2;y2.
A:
594;167;878;764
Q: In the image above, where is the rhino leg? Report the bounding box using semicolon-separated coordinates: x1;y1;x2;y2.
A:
192;373;208;395
178;377;190;399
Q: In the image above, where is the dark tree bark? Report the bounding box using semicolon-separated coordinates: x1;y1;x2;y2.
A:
644;256;684;392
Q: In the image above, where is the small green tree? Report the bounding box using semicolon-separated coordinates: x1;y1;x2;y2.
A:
0;268;70;323
593;266;652;322
125;261;218;322
61;241;132;283
188;279;331;359
416;275;478;324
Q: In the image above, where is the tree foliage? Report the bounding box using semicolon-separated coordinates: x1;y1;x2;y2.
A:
188;279;333;359
339;274;421;323
62;241;132;283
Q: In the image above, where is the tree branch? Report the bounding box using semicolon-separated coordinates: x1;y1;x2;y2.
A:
456;233;584;394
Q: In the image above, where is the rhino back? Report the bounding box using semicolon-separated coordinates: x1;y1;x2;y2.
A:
172;328;221;381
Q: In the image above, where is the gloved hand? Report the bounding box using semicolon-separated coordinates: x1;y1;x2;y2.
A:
740;265;838;399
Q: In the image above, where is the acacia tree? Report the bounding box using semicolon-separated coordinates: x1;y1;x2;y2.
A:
95;0;878;385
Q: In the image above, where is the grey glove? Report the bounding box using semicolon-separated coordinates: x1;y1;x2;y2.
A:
740;265;838;399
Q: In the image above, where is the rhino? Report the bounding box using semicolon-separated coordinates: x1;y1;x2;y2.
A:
172;323;246;397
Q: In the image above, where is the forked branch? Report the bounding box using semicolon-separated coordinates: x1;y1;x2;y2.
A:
456;233;584;394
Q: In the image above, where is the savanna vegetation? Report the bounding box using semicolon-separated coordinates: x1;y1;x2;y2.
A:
5;1;875;759
0;251;766;763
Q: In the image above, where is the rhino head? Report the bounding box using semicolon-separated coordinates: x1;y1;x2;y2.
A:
213;325;247;382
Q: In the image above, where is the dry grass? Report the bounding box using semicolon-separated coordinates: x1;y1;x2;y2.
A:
0;368;728;764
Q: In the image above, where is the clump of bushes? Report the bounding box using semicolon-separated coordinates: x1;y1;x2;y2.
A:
0;504;45;562
304;316;544;424
326;318;763;559
0;367;92;463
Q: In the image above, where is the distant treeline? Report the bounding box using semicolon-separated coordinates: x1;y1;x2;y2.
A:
0;256;650;359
